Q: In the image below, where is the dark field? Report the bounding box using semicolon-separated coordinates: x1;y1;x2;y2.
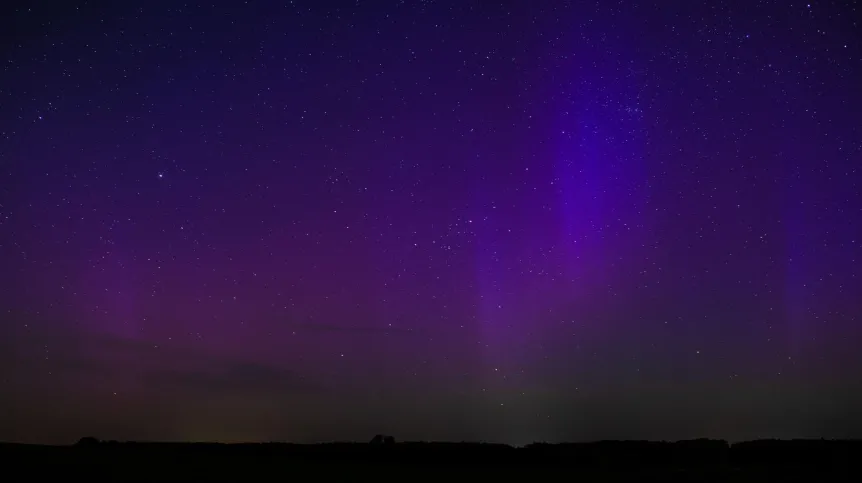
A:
2;439;861;481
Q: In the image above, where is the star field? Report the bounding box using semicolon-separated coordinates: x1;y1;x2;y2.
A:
1;0;861;445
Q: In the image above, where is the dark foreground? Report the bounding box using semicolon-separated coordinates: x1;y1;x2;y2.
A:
2;439;861;481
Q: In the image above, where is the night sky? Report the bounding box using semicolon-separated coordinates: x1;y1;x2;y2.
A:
1;0;861;446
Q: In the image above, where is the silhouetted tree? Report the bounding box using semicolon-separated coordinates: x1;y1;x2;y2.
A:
369;434;395;446
76;436;100;447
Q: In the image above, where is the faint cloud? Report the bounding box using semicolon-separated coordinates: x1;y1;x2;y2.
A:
0;329;321;396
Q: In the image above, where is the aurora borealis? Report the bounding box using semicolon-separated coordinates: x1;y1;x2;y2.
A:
1;0;861;445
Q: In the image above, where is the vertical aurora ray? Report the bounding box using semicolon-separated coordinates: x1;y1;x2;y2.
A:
782;172;810;355
74;250;144;341
555;107;609;283
471;182;514;371
550;44;652;308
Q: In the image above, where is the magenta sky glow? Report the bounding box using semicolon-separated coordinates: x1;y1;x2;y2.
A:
1;0;861;445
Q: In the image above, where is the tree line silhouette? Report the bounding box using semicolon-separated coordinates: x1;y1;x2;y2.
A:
51;436;860;468
1;436;859;481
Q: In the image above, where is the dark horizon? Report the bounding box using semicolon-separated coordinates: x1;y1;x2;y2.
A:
6;436;859;447
8;438;862;480
2;0;861;445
